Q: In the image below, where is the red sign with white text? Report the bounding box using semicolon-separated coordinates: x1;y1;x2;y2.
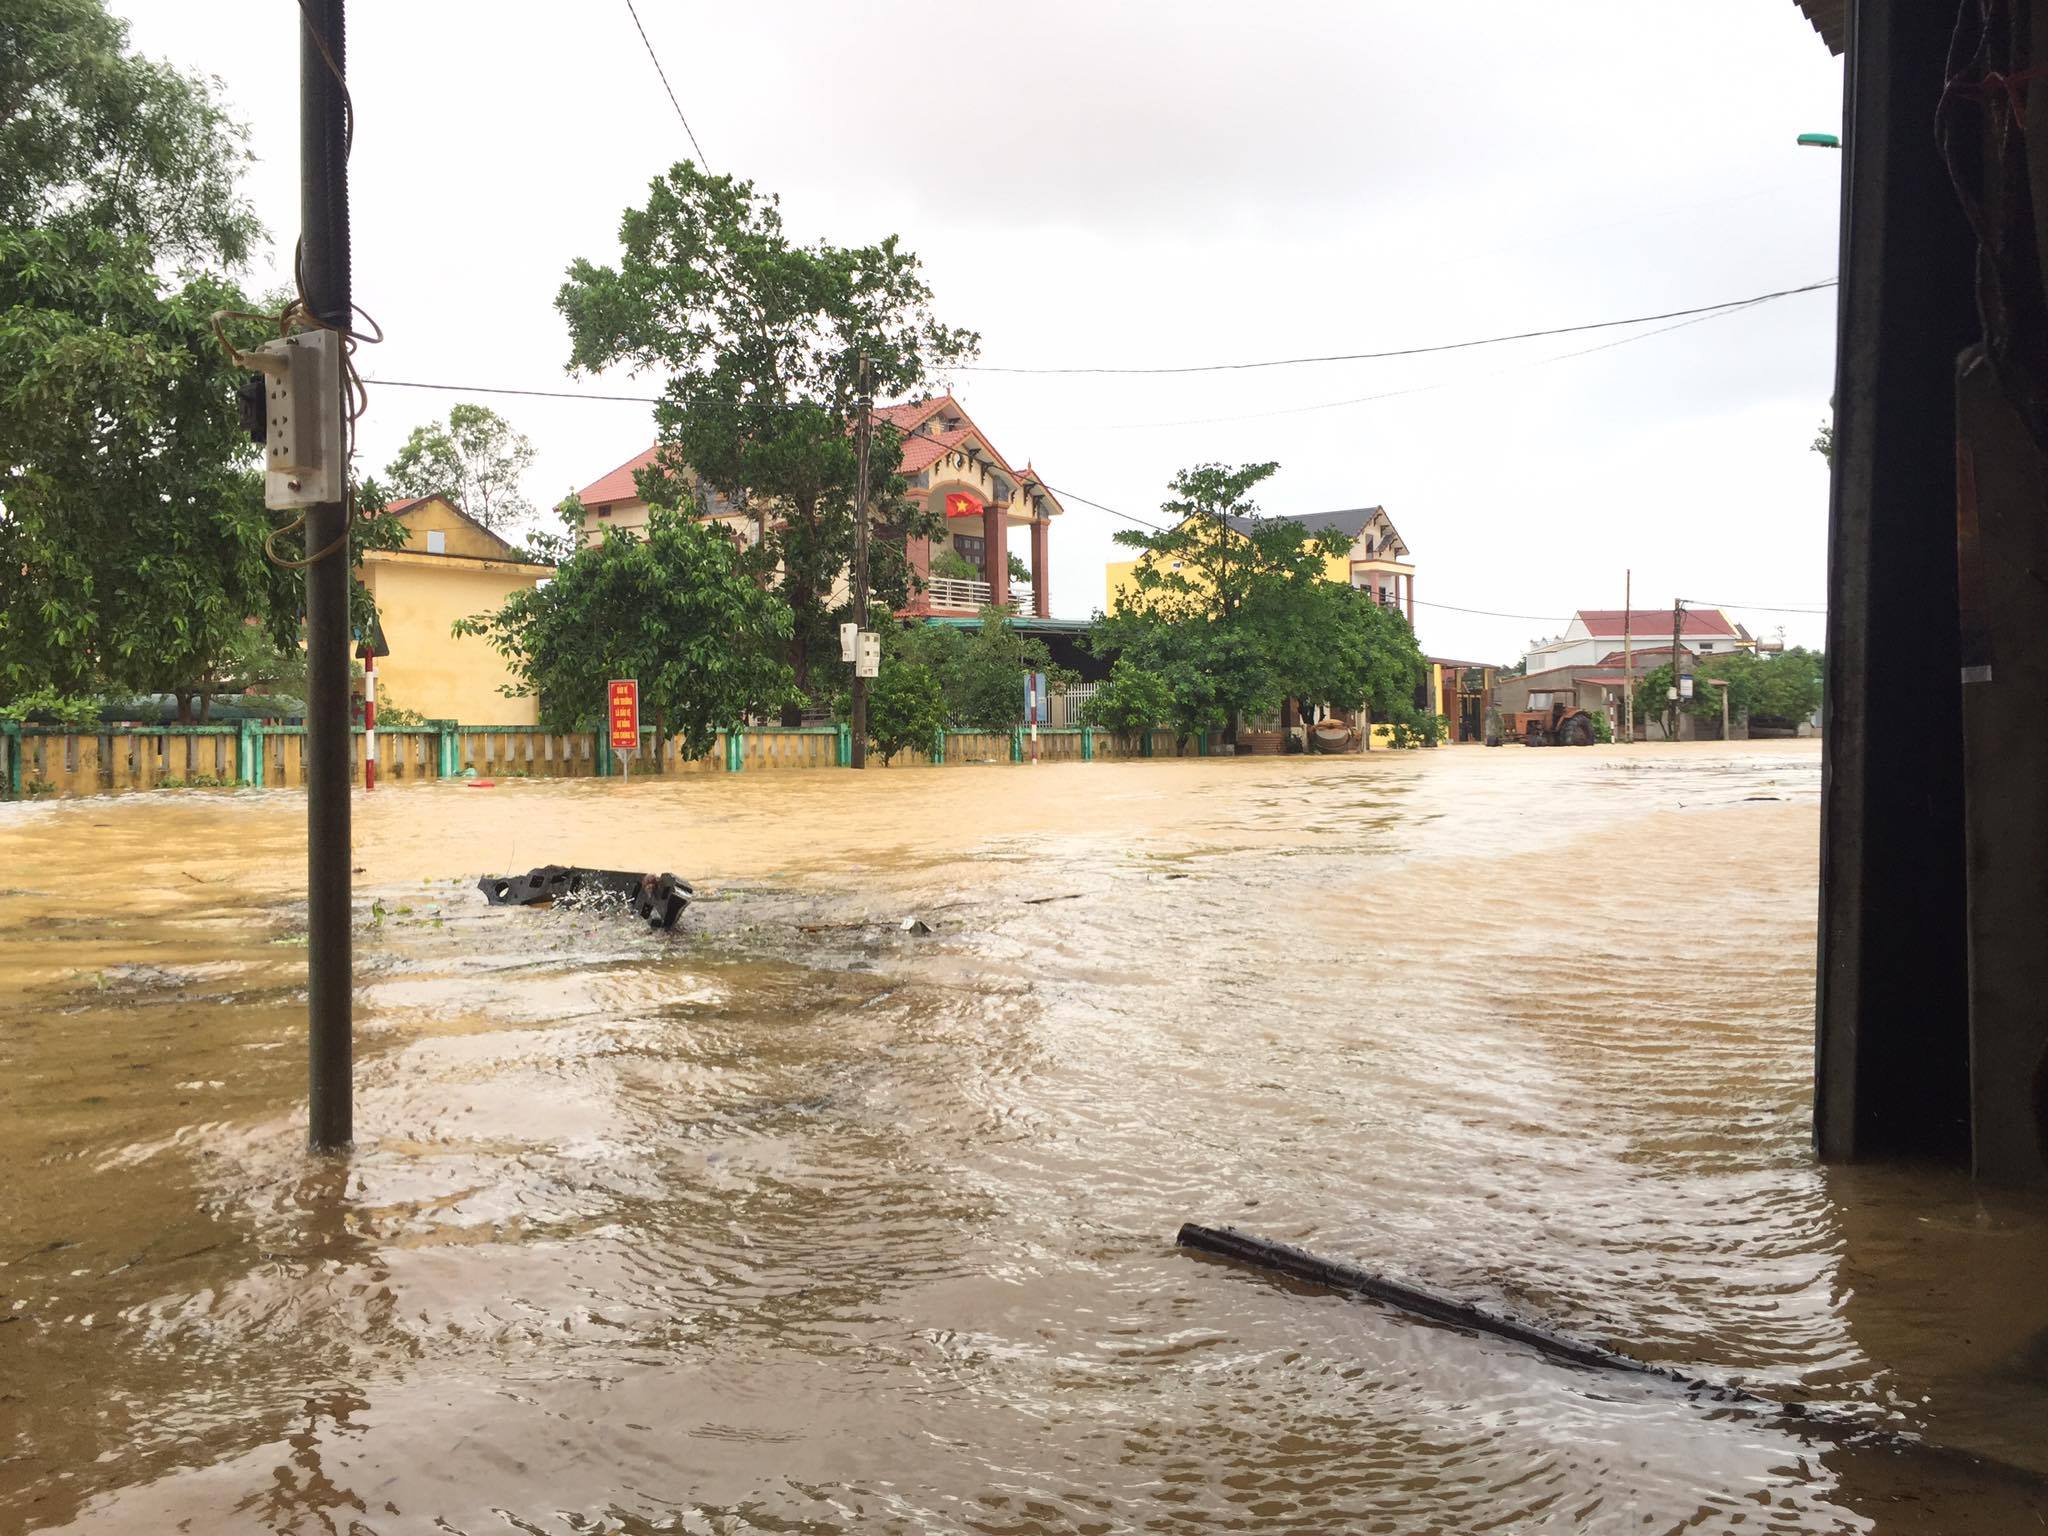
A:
607;679;640;750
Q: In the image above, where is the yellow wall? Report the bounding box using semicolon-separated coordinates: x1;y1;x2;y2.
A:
361;499;551;725
402;496;512;560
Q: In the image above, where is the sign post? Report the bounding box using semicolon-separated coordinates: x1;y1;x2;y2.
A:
1025;669;1046;764
608;679;639;784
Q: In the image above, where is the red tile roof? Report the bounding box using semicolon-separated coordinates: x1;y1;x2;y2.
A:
1576;608;1735;638
897;434;948;475
575;445;662;508
875;398;948;432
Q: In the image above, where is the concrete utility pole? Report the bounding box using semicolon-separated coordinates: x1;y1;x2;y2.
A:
1622;570;1634;743
301;0;352;1151
1669;600;1684;743
849;353;872;769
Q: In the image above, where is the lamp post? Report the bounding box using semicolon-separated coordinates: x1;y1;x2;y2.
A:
1797;132;1843;149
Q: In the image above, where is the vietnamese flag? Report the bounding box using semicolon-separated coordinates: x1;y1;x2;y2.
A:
945;492;984;519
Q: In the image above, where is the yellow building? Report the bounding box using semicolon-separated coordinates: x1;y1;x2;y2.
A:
1104;505;1415;618
359;496;553;724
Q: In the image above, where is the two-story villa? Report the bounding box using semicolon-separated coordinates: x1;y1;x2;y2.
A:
568;395;1064;619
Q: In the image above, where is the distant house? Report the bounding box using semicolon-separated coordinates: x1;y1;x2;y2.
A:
568;394;1066;620
1104;504;1417;618
358;496;553;725
1520;607;1758;675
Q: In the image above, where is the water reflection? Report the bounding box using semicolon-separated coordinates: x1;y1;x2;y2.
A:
3;743;2040;1532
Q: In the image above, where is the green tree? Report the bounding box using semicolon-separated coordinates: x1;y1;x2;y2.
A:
0;239;403;717
453;507;796;757
385;403;537;529
0;0;258;268
864;660;946;765
1079;659;1173;745
0;3;404;720
1632;647;1823;736
1095;461;1423;744
556;161;977;720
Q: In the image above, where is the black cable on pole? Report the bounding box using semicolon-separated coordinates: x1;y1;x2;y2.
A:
955;280;1838;377
624;0;709;168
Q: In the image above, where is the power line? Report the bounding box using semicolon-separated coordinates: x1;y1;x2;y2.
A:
1034;481;1169;533
369;377;661;403
954;280;1838;377
624;0;709;168
1097;297;1783;431
1684;597;1829;616
1411;598;1569;623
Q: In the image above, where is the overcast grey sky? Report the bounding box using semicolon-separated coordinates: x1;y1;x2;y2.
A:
117;1;1843;661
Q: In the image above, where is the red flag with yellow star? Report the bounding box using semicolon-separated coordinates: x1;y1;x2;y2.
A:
945;492;983;519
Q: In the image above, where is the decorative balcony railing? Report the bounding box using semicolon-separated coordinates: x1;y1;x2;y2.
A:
925;576;1021;613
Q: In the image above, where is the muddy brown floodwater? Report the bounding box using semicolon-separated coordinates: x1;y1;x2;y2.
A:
3;741;2047;1535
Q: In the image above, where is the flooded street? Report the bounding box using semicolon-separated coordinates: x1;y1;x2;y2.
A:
4;741;2046;1534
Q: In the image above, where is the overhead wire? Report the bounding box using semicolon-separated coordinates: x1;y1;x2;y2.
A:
953;280;1839;377
624;0;710;168
1095;294;1791;431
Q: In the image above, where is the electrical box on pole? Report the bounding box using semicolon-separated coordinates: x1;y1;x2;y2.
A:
855;630;880;679
840;622;859;662
241;329;345;510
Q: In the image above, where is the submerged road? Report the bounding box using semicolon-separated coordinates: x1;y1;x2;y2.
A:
2;742;2044;1533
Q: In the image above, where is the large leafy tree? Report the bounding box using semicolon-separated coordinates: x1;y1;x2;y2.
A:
385;403;536;529
556;161;977;720
1096;461;1424;742
0;0;258;267
454;507;797;757
0;235;401;719
0;0;400;719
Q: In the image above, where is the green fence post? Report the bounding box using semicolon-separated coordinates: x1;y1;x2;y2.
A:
1081;726;1094;762
837;723;851;767
1196;732;1207;757
1141;729;1154;759
433;723;453;778
1010;727;1022;763
3;723;18;799
726;730;742;772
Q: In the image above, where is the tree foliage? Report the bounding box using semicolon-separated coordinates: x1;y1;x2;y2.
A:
384;403;537;529
863;660;946;765
1632;646;1824;735
453;508;796;757
0;233;402;717
1079;659;1174;740
556;161;977;717
1094;462;1425;743
0;0;259;269
0;1;403;721
883;612;1063;731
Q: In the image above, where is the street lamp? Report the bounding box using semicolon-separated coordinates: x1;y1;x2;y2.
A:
1798;132;1843;149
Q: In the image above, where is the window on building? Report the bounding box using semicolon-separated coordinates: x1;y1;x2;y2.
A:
426;529;446;554
596;504;612;518
952;534;986;568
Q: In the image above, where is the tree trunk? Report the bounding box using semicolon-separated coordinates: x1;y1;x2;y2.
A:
197;692;213;724
174;691;194;725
